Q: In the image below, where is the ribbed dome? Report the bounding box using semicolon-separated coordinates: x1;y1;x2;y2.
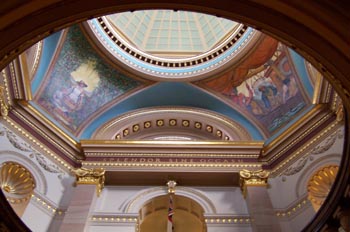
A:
307;165;338;211
0;162;35;203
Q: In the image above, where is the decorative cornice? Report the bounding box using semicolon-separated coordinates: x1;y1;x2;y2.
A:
271;121;342;177
9;107;81;165
86;17;261;82
261;104;332;162
239;169;269;198
72;167;105;197
2;116;75;171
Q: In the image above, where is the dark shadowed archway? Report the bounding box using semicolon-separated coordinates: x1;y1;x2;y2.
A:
0;1;349;231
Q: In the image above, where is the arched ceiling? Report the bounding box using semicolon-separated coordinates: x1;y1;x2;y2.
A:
26;10;319;142
0;2;348;232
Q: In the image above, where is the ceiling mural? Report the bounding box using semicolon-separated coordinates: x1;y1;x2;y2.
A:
28;11;315;140
33;25;143;133
200;42;312;135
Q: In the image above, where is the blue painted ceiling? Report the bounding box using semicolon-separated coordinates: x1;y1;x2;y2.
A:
29;16;315;142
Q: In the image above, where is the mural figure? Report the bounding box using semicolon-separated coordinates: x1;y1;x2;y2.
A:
53;80;89;115
51;61;99;126
220;47;307;133
36;26;141;134
229;83;253;108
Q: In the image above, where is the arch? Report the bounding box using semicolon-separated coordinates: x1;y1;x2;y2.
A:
121;186;216;214
91;107;253;141
0;2;348;231
138;194;207;232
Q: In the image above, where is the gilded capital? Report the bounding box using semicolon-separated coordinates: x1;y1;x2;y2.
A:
239;169;269;198
72;167;105;197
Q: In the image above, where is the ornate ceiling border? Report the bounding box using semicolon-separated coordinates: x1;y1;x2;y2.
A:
92;107;252;141
85;18;262;81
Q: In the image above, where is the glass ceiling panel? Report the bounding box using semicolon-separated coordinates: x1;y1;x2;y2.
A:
106;10;237;57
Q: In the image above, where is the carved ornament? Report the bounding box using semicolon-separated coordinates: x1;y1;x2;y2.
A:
167;180;177;194
72;167;105;197
239;169;269;198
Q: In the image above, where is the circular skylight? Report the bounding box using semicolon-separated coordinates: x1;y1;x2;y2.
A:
87;10;261;81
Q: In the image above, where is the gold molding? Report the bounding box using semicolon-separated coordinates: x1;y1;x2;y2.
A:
72;167;105;197
82;139;263;146
262;104;325;153
92;107;252;141
0;86;9;117
270;120;341;176
85;152;259;158
21;101;79;146
239;169;269;198
31;194;64;216
2;116;74;171
10;107;80;162
82;161;262;169
90;215;251;224
18;54;32;100
275;196;310;218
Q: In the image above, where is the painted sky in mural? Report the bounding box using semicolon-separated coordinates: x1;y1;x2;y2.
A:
202;42;311;135
35;25;142;132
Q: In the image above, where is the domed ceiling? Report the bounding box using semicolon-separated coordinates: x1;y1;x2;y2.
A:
28;10;317;143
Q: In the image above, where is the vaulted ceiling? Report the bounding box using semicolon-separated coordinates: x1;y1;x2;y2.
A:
25;10;321;144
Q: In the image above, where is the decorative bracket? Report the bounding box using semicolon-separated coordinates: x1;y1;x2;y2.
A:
72;167;105;197
239;169;269;198
167;180;177;194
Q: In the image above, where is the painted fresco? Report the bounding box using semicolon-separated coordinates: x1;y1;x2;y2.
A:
202;43;310;135
36;25;142;131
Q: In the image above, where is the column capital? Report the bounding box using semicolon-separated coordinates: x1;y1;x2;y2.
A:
72;167;105;197
239;169;269;198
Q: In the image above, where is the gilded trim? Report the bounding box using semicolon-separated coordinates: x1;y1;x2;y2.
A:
23;101;78;145
92;107;253;140
270;121;341;176
0;86;9;117
239;169;269;198
263;104;325;153
31;193;64;216
72;167;105;197
18;54;32;100
2;116;74;171
82;161;262;169
82;140;263;146
275;196;310;218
